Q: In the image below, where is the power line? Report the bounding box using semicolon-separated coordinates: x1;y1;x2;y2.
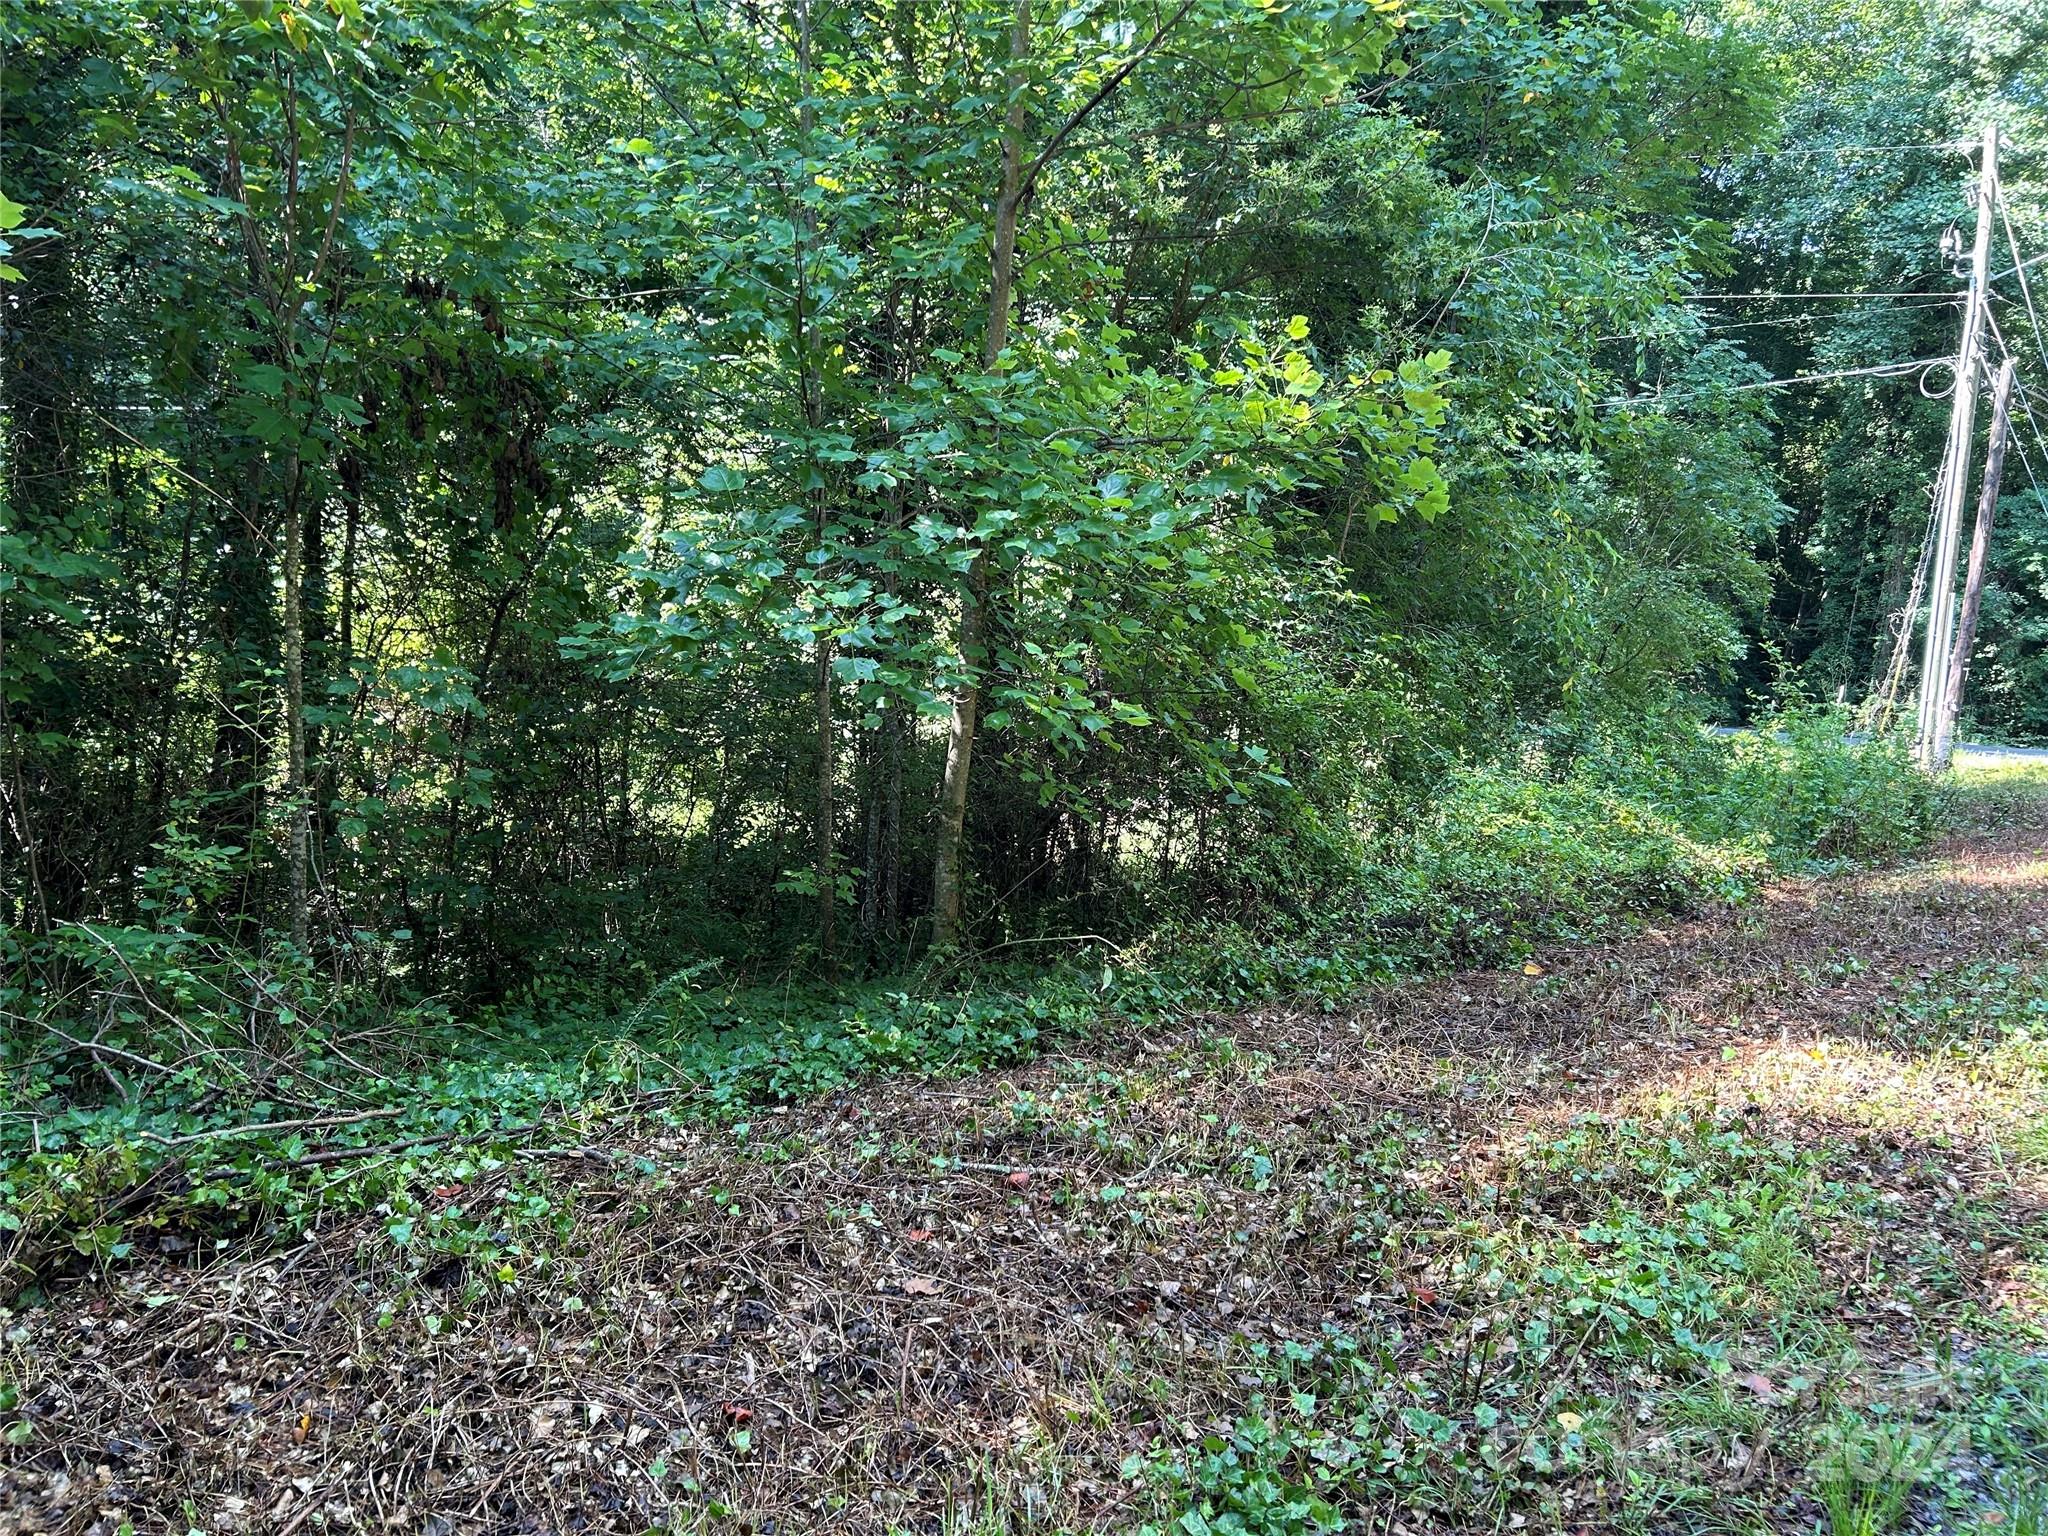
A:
1995;190;2048;384
1991;250;2048;283
1693;299;1958;332
1682;290;1953;302
2004;390;2048;531
1870;451;1947;730
2007;389;2048;495
1599;356;1952;411
2003;371;2048;517
1744;142;1969;158
1989;320;2048;493
1586;299;1959;348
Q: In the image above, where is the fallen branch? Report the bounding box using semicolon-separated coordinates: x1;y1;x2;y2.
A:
139;1106;409;1148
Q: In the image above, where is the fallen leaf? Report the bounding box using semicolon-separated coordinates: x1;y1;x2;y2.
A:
902;1275;941;1296
905;1228;933;1243
1522;961;1546;977
722;1402;753;1424
1734;1371;1781;1401
1005;1171;1031;1189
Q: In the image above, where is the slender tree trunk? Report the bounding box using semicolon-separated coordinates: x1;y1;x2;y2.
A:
147;493;198;819
861;724;882;942
615;689;637;877
931;0;1030;950
706;741;734;873
795;0;837;974
882;698;904;936
322;461;361;847
302;476;330;840
870;16;919;949
205;465;272;937
337;471;360;675
282;455;310;950
280;448;315;950
2;158;87;930
814;643;837;970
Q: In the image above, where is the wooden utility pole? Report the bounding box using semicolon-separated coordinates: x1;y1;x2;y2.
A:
1932;356;2017;770
1918;123;1999;767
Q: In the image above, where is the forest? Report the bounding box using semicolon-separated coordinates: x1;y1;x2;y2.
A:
6;0;2048;1532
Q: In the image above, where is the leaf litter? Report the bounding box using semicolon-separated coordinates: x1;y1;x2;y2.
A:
6;800;2048;1533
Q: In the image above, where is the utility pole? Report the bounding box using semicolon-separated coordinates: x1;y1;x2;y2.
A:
1918;123;1999;767
1932;356;2017;770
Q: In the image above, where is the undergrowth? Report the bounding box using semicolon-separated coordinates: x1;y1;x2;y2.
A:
0;714;1944;1289
7;768;2048;1532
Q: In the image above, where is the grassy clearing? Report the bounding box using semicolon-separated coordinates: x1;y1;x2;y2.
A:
3;759;2044;1533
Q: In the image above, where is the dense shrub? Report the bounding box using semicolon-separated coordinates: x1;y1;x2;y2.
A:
1681;710;1941;860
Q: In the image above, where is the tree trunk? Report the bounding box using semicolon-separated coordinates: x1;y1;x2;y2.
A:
205;466;273;938
861;722;883;943
282;454;310;951
931;0;1030;950
795;0;838;974
322;461;362;848
882;697;904;937
0;189;83;932
815;641;837;971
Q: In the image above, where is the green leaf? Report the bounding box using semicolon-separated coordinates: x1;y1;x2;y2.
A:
237;363;288;398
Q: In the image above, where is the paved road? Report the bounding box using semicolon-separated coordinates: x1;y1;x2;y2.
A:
1706;725;2048;765
1954;741;2048;764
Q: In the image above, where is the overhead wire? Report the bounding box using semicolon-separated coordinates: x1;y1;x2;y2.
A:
1884;136;2013;732
2003;370;2048;519
1991;250;2048;283
1870;355;1961;730
1900;316;2048;732
1995;189;2048;385
1584;299;1959;350
1681;290;1952;302
2006;381;2048;503
1870;461;1948;730
1986;295;2048;495
1944;340;2048;732
2003;385;2048;541
1598;356;1953;411
1691;299;1958;333
1747;142;1970;157
1772;137;1985;722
